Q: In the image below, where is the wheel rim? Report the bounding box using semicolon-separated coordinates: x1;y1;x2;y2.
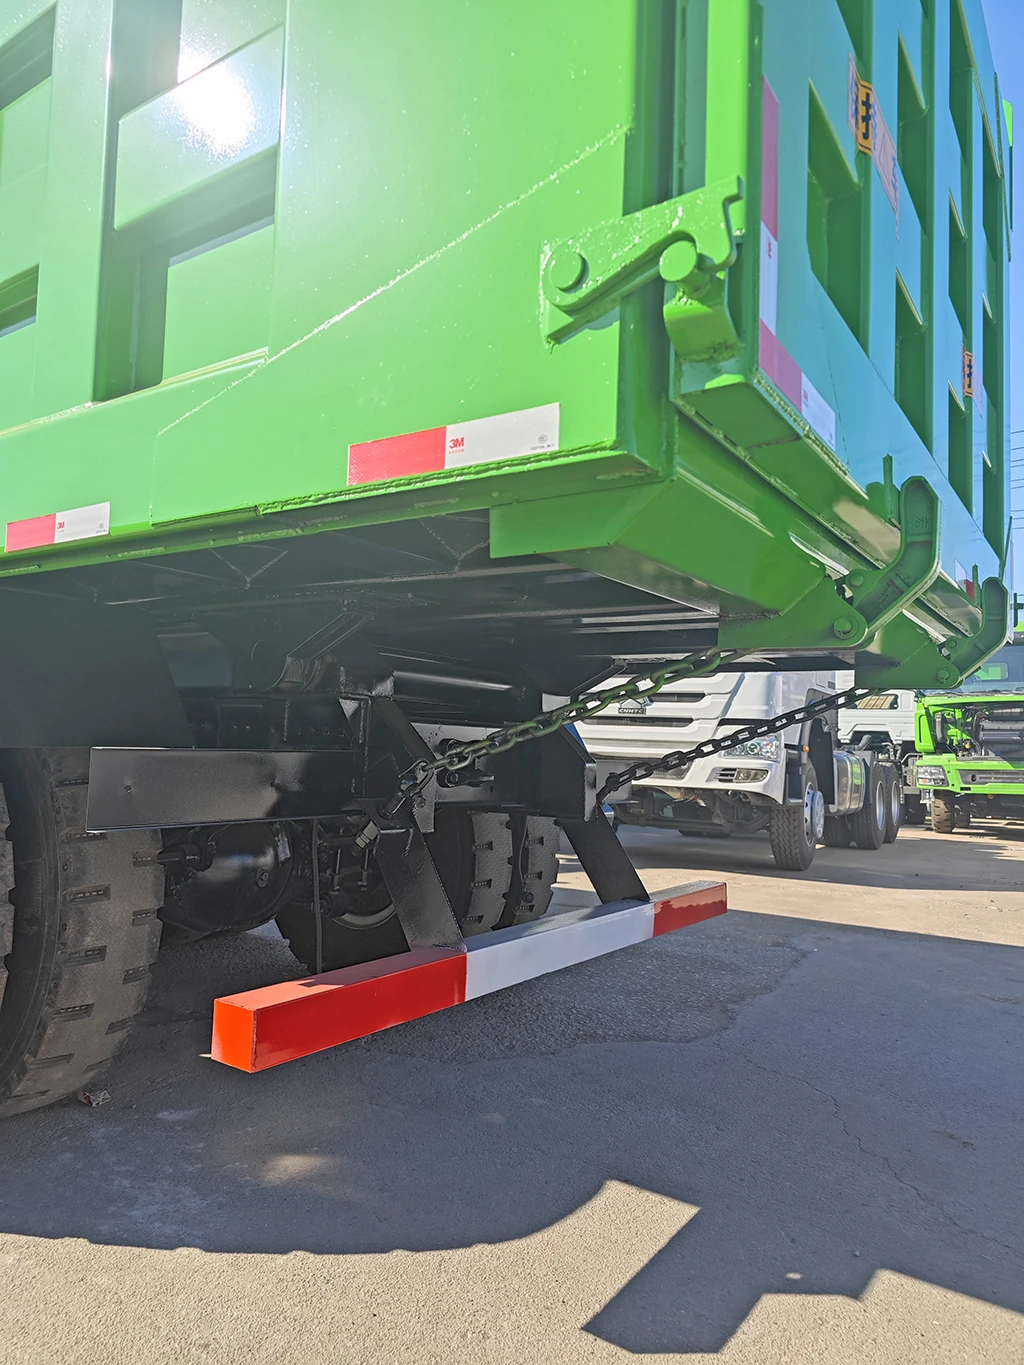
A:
889;779;902;827
874;779;886;829
804;785;825;843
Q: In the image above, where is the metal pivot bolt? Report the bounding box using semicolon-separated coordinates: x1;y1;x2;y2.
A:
547;249;587;294
833;618;856;639
659;240;699;285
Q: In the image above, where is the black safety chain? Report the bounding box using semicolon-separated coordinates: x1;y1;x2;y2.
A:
379;648;745;820
594;685;876;804
376;641;879;822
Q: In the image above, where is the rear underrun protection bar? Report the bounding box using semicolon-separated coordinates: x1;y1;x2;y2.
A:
212;882;728;1072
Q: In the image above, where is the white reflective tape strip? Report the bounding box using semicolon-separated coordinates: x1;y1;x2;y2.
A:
464;899;655;1001
444;402;560;469
54;502;111;544
759;225;779;334
799;375;836;452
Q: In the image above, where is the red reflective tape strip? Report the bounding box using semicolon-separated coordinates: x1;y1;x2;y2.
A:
759;322;803;408
347;426;446;486
762;79;780;239
211;948;467;1072
652;883;728;936
5;513;57;552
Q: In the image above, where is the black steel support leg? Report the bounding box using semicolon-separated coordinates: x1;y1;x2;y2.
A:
530;726;649;904
559;815;650;906
373;820;465;951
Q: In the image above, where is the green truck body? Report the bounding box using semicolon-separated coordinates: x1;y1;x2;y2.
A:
0;0;1014;1115
915;640;1024;825
0;0;1013;705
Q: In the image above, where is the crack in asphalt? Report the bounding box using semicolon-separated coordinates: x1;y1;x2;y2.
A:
730;1046;1024;1265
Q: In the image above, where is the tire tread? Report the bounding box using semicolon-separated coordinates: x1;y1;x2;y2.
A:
0;748;162;1118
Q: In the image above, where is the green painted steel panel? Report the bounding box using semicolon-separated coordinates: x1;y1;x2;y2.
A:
0;0;1012;686
162;222;273;380
114;26;284;229
177;0;286;83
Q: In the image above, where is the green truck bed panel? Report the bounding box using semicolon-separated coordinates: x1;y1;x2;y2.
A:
0;0;1012;685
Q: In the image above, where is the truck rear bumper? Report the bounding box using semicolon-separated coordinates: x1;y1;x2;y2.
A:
212;881;727;1073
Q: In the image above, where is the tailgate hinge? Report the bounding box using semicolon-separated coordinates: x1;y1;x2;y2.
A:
542;175;744;364
720;477;943;653
856;576;1010;689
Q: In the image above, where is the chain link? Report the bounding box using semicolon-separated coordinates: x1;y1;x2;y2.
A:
380;648;744;818
379;650;877;821
594;685;876;804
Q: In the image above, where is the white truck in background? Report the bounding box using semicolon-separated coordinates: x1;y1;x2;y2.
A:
836;682;927;826
577;669;903;871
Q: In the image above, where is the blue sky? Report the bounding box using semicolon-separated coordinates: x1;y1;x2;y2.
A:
981;0;1023;588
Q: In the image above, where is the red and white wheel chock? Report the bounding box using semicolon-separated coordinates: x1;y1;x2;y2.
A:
211;881;727;1073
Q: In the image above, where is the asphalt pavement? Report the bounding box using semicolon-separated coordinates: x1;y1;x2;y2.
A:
0;822;1021;1364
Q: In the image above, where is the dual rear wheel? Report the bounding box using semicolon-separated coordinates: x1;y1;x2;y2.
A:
0;747;562;1116
777;762;901;867
275;811;560;972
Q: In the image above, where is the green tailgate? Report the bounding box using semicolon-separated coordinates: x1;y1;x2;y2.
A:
0;0;1012;687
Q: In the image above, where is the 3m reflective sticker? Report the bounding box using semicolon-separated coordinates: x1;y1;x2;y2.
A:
348;404;561;486
6;501;110;552
346;427;446;485
800;375;837;452
762;80;780;240
5;513;56;553
53;501;111;544
444;403;560;469
759;322;803;408
760;223;779;333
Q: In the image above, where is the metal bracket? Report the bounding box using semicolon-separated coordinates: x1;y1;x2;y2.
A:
855;576;1010;689
720;477;941;654
840;477;941;637
372;816;466;952
543;175;744;363
944;577;1011;677
559;815;650;907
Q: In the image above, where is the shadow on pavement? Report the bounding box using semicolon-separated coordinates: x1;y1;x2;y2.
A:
601;822;1024;892
0;901;1020;1355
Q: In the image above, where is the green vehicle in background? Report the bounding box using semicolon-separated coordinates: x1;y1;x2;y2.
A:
916;637;1024;832
0;0;1011;1112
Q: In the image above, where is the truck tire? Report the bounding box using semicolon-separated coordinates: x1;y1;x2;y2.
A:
768;766;823;871
0;749;163;1118
276;812;558;972
822;816;852;847
500;814;559;927
956;799;972;830
848;763;886;849
930;791;956;834
883;766;903;843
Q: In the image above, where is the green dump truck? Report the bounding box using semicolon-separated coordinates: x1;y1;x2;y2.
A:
915;637;1024;831
0;0;1011;1112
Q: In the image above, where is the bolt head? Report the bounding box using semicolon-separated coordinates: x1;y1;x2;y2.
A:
659;240;699;285
847;572;865;589
833;618;855;639
548;249;587;293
